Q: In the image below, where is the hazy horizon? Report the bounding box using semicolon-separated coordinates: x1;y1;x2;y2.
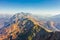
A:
0;0;60;17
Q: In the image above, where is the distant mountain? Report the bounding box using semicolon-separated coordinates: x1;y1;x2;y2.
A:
48;14;60;30
0;14;11;28
49;14;60;23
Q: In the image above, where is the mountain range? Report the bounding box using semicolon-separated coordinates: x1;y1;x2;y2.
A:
0;12;60;40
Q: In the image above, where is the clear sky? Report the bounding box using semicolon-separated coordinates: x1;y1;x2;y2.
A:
0;0;60;17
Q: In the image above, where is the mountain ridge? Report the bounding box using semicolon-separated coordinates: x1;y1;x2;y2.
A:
0;12;60;40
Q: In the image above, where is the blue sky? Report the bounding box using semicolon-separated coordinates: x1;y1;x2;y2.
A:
0;0;60;16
